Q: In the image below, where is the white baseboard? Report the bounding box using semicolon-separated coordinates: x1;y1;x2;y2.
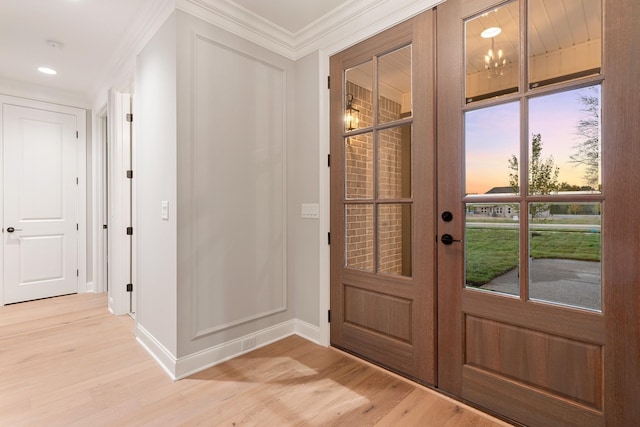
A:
136;319;323;381
136;323;178;380
294;319;321;344
174;320;296;380
81;281;94;293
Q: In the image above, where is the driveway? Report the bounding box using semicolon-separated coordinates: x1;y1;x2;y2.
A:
481;258;601;311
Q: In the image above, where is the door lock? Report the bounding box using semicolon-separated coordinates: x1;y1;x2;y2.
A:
440;233;462;245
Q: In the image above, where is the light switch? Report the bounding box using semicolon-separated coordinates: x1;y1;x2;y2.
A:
301;203;320;219
161;201;169;220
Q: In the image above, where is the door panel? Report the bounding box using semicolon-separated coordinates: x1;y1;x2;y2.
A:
330;10;436;384
438;0;639;425
3;104;78;304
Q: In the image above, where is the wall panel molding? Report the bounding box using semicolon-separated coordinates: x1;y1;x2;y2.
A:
186;30;287;340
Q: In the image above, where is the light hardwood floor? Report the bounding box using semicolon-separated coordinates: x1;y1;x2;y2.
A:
0;293;511;426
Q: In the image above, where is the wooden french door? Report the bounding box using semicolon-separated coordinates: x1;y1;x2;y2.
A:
330;11;436;384
437;0;640;426
331;0;639;424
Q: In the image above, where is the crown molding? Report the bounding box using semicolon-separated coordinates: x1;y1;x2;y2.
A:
177;0;297;60
88;0;176;108
85;0;444;107
297;0;444;57
177;0;443;61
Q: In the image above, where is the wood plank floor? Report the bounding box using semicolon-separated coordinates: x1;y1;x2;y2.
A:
0;293;511;426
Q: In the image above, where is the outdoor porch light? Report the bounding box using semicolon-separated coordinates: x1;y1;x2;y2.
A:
345;93;359;130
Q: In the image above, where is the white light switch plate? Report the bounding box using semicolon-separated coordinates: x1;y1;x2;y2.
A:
161;201;169;220
301;203;320;219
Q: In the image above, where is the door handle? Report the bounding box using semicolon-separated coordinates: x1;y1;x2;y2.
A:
440;233;462;245
6;227;23;233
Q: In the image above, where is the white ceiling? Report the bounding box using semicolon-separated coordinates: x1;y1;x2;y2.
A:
0;0;158;99
0;0;350;103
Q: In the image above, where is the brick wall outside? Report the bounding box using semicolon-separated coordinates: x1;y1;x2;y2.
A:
345;81;408;275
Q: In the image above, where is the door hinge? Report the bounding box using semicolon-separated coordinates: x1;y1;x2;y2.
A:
76;223;79;231
103;224;108;229
77;269;79;277
76;177;79;185
126;227;133;235
126;283;133;292
327;154;331;167
126;170;133;179
328;310;331;323
327;232;331;245
327;75;330;89
126;113;133;122
76;131;79;138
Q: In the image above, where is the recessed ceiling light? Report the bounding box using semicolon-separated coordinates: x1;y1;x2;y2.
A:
38;67;57;75
46;40;64;50
481;27;502;38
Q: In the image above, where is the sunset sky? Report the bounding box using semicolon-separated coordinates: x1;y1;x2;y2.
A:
465;85;601;195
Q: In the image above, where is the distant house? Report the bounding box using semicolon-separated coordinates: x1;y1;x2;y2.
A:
468;186;559;218
468;186;517;218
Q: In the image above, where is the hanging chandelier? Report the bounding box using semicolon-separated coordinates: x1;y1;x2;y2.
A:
481;27;507;78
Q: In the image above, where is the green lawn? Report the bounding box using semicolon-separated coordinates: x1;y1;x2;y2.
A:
465;227;601;286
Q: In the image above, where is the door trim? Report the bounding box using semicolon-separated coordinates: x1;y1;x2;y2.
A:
0;94;87;306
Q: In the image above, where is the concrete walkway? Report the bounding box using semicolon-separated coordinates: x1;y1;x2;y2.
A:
481;258;601;311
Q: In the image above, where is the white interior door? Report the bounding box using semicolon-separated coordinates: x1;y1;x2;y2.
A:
3;104;78;304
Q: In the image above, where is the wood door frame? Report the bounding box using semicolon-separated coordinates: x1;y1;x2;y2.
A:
602;1;640;423
0;94;87;306
436;0;640;424
106;89;133;315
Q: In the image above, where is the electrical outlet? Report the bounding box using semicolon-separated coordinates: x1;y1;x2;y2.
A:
301;203;320;219
241;336;256;351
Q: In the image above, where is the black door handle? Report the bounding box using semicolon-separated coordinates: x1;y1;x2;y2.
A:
440;234;462;245
6;227;23;233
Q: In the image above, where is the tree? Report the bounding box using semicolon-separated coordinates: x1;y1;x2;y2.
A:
569;89;600;189
508;133;560;219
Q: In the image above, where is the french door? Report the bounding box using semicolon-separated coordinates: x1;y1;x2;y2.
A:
330;11;436;384
437;0;638;425
332;0;639;425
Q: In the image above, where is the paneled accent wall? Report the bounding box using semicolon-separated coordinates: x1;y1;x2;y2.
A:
184;26;288;340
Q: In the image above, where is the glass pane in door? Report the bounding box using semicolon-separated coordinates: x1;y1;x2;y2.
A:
345;61;373;131
378;45;412;124
465;1;520;103
529;0;602;88
528;85;601;194
465;102;520;196
378;204;412;277
378;125;412;199
345;133;374;199
345;204;374;272
529;202;601;311
465;203;520;297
